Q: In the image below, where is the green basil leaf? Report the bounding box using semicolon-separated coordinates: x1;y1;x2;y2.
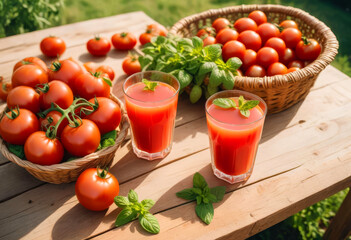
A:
226;57;242;71
196;195;202;205
176;188;198;200
207;85;219;97
207;193;218;203
189;85;202;104
198;62;217;76
195;203;214;225
142;79;158;91
240;100;260;111
192;36;203;50
115;208;138;227
128;189;139;203
114;196;130;208
240;109;250;118
210;186;226;203
139;213;160;234
212;98;236;109
98;130;117;150
7;143;25;159
141;199;155;211
151;35;166;45
209;68;225;87
193;172;208;189
203;44;222;62
177;70;192;89
238;95;245;108
222;70;235;90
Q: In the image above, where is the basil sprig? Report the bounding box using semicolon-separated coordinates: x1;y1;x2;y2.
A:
213;95;259;118
142;79;158;91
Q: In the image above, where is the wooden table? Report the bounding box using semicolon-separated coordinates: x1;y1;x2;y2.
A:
0;12;350;240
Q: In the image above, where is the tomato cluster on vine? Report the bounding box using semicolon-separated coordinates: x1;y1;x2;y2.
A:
196;10;321;77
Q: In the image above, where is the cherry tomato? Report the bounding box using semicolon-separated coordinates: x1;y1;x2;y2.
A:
39;111;68;137
48;58;84;93
212;18;230;33
147;23;168;36
24;131;64;165
86;36;111;56
256;47;279;68
61;119;101;157
0;77;12;102
0;108;39;145
241;49;257;71
279;20;298;30
13;57;48;73
83;62;96;73
74;72;110;100
7;86;40;113
295;38;321;61
203;36;216;46
264;37;286;58
280;48;296;66
96;65;115;81
248;10;267;26
122;55;141;75
40;36;66;57
111;32;137;50
139;32;155;45
256;23;280;44
245;65;266;77
222;40;246;62
280;28;302;49
234;18;257;33
237;30;262;52
38;80;73;110
12;64;48;88
288;60;304;69
267;62;288;76
85;97;121;135
287;67;300;73
197;27;215;38
215;28;239;45
75;168;119;211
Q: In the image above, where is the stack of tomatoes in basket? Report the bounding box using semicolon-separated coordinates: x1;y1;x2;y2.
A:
197;10;321;77
0;57;122;165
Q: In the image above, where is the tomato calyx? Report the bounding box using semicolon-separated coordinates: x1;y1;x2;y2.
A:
21;60;32;65
90;72;113;87
4;106;21;120
96;166;110;179
51;61;62;72
36;83;50;94
273;23;284;32
120;32;128;38
301;36;310;45
94;35;101;41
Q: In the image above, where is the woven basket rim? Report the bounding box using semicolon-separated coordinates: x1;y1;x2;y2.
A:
170;4;339;88
0;93;129;172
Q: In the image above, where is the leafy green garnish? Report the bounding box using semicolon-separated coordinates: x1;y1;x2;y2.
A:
114;189;160;234
213;96;259;118
176;172;226;225
7;143;25;159
97;130;117;150
142;79;158;91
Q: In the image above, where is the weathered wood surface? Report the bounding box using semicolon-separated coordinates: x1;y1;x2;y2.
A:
0;11;351;240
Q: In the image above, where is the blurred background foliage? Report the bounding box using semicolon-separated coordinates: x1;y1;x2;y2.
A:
0;0;350;238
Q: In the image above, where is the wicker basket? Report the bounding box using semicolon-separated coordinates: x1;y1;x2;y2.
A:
0;94;129;184
170;4;339;113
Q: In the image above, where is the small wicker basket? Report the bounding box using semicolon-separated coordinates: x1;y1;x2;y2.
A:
170;4;339;113
0;94;129;184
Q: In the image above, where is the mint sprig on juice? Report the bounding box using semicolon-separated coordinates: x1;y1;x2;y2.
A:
123;71;180;160
205;90;267;184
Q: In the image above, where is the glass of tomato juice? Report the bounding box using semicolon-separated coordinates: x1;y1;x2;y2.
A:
205;90;267;184
123;71;180;160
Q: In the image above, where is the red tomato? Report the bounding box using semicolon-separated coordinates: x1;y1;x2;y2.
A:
279;20;298;30
280;28;302;49
203;36;216;46
96;65;115;80
7;86;40;113
0;108;39;145
256;23;280;44
74;72;110;100
248;10;267;26
256;47;279;68
212;18;230;33
61;119;101;157
245;65;266;77
13;57;48;73
241;49;257;71
38;80;73;110
237;30;262;52
287;67;300;73
48;58;84;92
75;168;120;211
197;27;215;38
139;32;155;45
295;38;321;61
83;62;96;73
222;40;246;62
215;28;239;45
39;111;68;137
267;62;288;76
111;32;137;50
86;36;111;56
147;23;168;36
40;36;66;57
122;56;141;75
264;37;286;58
0;77;12;102
288;60;304;69
85;97;121;135
234;18;257;33
280;48;296;66
24;131;64;165
12;64;48;88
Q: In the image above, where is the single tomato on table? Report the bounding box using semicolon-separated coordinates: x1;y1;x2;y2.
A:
13;57;48;73
122;55;141;75
111;32;137;50
86;36;111;56
74;72;111;100
40;36;66;57
7;86;40;113
147;23;168;36
139;31;155;45
38;80;74;110
0;77;12;101
12;64;48;88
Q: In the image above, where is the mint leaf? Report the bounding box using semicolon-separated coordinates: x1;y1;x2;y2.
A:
176;188;197;200
207;193;218;203
142;79;158;91
114;196;130;208
97;130;117;150
210;186;226;203
193;172;208;189
141;199;155;211
240;109;250;118
203;44;222;62
139;213;160;234
226;57;242;71
128;189;139;203
198;62;217;76
7;143;25;159
213;98;236;109
238;96;245;108
196;195;202;205
241;100;260;111
115;208;138;227
203;186;210;195
195;203;214;225
192;187;202;195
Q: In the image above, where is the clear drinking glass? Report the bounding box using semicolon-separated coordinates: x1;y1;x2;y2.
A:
123;71;180;160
